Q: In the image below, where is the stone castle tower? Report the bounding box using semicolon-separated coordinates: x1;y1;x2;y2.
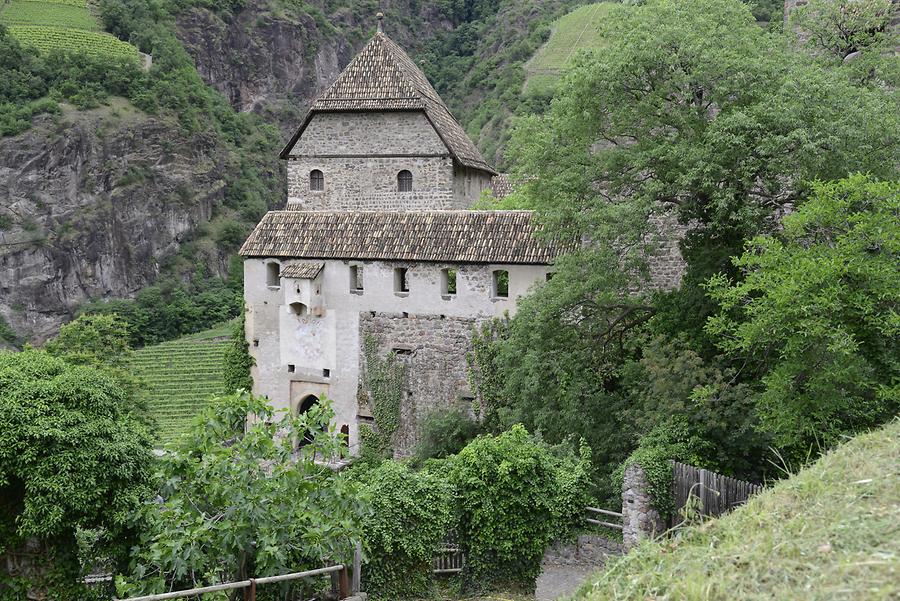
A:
240;18;560;455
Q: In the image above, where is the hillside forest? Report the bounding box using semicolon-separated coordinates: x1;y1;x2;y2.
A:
1;0;898;600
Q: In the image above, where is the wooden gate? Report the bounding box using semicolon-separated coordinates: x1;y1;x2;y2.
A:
671;461;762;525
433;531;465;574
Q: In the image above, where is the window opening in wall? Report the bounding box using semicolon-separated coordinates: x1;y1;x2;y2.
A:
253;339;259;347
350;265;363;292
394;347;413;356
323;368;330;378
398;170;413;192
309;169;324;191
394;267;409;293
297;395;320;446
441;268;457;296
289;302;308;316
266;262;281;287
288;364;295;373
492;269;509;298
546;271;555;281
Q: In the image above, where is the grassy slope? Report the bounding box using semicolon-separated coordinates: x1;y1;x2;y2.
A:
524;3;618;96
0;0;138;59
574;420;900;600
132;321;236;446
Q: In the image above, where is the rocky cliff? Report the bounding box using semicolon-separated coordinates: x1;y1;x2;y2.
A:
0;101;229;342
174;0;453;138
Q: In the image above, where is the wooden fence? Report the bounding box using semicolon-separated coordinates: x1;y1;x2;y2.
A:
671;461;763;525
433;531;465;574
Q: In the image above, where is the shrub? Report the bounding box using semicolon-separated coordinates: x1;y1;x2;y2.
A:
448;425;592;593
412;406;482;464
355;461;453;600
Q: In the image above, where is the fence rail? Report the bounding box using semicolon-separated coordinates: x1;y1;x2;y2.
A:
672;461;763;525
115;564;351;601
585;506;623;531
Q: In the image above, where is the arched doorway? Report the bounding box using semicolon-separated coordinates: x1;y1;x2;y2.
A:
298;394;319;446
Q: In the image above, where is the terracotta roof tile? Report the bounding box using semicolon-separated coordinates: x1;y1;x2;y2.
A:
280;33;495;174
281;262;325;279
239;211;570;264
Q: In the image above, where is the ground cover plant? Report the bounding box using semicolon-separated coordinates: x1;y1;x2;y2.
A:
574;419;900;600
120;393;364;599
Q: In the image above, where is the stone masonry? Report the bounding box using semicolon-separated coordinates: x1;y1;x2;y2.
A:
621;463;665;550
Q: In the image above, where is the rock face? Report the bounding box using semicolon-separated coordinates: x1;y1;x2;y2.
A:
0;103;227;343
174;0;452;137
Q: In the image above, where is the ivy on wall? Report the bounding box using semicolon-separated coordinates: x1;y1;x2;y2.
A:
358;334;407;458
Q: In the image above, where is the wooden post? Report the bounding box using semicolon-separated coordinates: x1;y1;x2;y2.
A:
243;579;256;601
352;542;362;594
338;566;350;599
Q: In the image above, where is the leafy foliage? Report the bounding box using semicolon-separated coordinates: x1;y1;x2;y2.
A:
706;175;900;461
358;335;407;458
223;310;254;393
412;406;483;464
354;461;453;600
82;277;241;348
447;425;592;593
121;393;363;599
0;350;153;599
612;418;712;517
43;313;131;368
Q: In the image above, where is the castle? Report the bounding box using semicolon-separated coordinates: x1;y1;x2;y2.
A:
239;19;566;454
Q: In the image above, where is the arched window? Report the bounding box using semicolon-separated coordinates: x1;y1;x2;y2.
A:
289;302;308;316
297;394;320;446
266;262;280;287
398;170;413;192
310;169;324;191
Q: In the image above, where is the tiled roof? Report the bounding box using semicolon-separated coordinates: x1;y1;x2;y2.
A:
239;211;570;265
491;174;514;199
281;262;325;279
280;32;496;175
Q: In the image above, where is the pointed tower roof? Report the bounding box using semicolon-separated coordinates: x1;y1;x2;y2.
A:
280;28;496;175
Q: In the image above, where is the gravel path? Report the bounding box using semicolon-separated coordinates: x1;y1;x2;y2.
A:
535;563;598;601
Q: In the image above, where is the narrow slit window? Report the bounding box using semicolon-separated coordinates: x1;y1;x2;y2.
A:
441;268;457;296
350;265;363;292
398;170;413;192
394;267;409;293
310;169;324;191
492;269;509;298
266;262;280;287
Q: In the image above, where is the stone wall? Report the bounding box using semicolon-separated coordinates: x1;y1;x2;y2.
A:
289;112;447;156
621;464;665;550
359;311;488;456
287;156;460;210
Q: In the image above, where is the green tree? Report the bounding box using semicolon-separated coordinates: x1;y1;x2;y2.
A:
121;393;363;599
44;313;131;368
706;175;900;460
0;350;153;599
447;425;592;593
223;310;253;392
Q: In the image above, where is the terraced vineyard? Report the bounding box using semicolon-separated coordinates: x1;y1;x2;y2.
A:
132;329;233;447
0;0;140;60
524;3;620;95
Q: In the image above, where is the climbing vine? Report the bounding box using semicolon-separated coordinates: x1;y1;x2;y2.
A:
466;317;510;430
222;310;254;393
612;418;711;518
359;334;407;458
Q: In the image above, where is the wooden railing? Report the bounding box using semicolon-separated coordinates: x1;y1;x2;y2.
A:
116;562;358;601
585;506;624;530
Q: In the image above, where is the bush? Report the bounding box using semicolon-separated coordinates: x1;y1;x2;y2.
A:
448;425;592;593
612;418;712;518
0;350;153;599
355;461;453;600
412;406;482;464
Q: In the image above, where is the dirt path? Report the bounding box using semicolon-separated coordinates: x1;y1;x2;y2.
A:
533;535;623;601
535;563;597;601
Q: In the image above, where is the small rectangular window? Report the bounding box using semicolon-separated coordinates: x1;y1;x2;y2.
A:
350;265;363;292
394;267;409;293
266;262;280;287
288;364;295;373
545;271;555;282
492;269;509;298
441;268;457;296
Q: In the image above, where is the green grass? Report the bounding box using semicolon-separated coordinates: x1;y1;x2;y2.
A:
0;1;97;30
0;0;139;59
524;3;622;96
132;324;235;446
573;419;900;601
